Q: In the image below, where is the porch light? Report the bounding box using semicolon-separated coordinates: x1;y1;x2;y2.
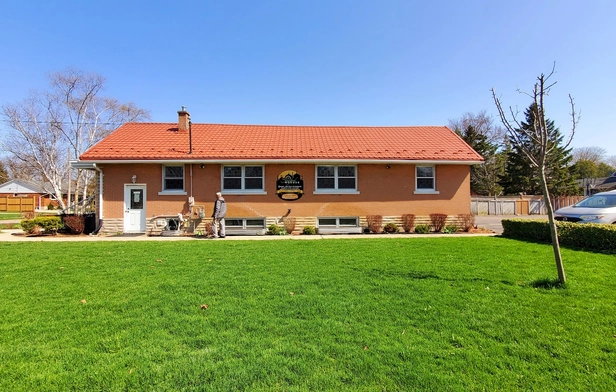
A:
132;175;137;183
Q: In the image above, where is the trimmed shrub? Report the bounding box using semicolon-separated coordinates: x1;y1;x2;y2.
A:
383;222;400;234
415;224;430;234
429;213;448;232
62;214;85;234
267;224;281;235
366;215;383;233
458;213;475;232
21;216;63;235
302;226;317;235
383;222;400;233
283;217;296;234
203;222;214;237
401;214;416;233
502;219;616;253
47;202;55;210
443;225;459;234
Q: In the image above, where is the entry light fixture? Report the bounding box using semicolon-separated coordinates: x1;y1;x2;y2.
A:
131;175;137;183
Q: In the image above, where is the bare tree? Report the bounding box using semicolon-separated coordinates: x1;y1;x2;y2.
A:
491;65;578;284
448;110;506;145
572;146;606;164
0;160;8;184
1;156;42;183
1;68;149;210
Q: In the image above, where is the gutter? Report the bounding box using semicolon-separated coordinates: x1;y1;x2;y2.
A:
77;158;485;165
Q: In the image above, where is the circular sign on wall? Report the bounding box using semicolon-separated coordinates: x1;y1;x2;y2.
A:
276;170;304;200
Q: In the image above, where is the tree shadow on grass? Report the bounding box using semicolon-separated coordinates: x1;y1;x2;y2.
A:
529;277;567;290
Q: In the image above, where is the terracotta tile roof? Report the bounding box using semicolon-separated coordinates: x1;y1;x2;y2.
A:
79;123;484;162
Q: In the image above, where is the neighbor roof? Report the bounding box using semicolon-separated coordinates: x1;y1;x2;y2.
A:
79;123;484;163
0;179;47;194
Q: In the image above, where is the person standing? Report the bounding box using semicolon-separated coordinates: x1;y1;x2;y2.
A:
211;192;227;238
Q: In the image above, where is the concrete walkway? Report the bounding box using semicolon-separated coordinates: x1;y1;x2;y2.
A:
0;215;547;241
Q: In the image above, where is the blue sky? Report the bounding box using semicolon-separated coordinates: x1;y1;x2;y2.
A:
2;0;615;156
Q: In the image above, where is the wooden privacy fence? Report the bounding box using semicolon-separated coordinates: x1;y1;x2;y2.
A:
471;195;586;215
0;196;36;212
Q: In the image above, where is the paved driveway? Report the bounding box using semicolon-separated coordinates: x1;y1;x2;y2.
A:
474;215;548;234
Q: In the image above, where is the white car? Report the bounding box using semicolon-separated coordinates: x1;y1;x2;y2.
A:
554;190;616;224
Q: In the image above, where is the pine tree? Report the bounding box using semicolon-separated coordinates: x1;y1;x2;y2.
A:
499;103;578;196
456;125;504;195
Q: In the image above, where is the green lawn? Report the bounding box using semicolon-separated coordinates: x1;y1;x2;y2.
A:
0;212;22;220
0;237;614;391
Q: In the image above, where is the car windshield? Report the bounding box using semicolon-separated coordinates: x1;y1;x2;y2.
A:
575;194;616;208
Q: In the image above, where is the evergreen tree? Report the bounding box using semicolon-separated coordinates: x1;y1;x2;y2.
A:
456;125;504;195
499;104;578;196
570;159;599;180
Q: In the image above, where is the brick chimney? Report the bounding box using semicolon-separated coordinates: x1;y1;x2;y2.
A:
177;106;190;131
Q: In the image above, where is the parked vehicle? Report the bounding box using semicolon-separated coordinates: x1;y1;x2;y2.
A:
554;190;616;224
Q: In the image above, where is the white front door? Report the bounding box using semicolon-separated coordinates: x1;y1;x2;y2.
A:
124;185;146;233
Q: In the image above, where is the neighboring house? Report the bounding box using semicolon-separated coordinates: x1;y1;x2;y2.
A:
0;179;54;211
72;108;484;235
578;173;616;195
597;172;616;191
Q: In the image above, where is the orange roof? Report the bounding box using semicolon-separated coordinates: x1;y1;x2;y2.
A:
79;123;483;162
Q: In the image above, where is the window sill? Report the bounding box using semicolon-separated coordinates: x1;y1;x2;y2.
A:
414;190;440;195
158;190;187;196
313;190;360;195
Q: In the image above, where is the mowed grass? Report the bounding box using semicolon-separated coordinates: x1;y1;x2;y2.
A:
0;212;22;221
0;237;615;391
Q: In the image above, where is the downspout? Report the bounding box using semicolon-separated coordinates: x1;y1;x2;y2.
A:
189;163;194;215
188;119;194;215
93;163;104;234
189;120;193;154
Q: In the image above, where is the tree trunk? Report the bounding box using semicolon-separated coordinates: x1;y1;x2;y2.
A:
538;167;566;284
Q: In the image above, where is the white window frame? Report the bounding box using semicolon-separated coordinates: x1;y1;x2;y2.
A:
414;165;439;194
225;218;266;229
159;164;187;195
317;217;359;228
222;165;266;195
314;165;359;194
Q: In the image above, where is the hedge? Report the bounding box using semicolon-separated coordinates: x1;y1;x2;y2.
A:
21;216;64;235
502;219;616;252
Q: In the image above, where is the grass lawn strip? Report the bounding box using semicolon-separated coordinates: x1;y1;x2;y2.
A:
0;237;614;390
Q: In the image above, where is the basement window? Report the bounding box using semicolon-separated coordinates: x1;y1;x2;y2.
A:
225;218;266;229
318;217;359;228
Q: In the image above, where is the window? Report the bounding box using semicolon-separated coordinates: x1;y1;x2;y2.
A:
415;165;438;194
316;165;357;192
163;165;184;191
225;218;266;229
318;217;359;228
223;166;264;192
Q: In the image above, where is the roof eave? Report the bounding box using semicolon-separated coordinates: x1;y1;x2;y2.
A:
76;158;483;165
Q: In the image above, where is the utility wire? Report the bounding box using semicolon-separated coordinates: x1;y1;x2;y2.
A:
0;119;127;126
